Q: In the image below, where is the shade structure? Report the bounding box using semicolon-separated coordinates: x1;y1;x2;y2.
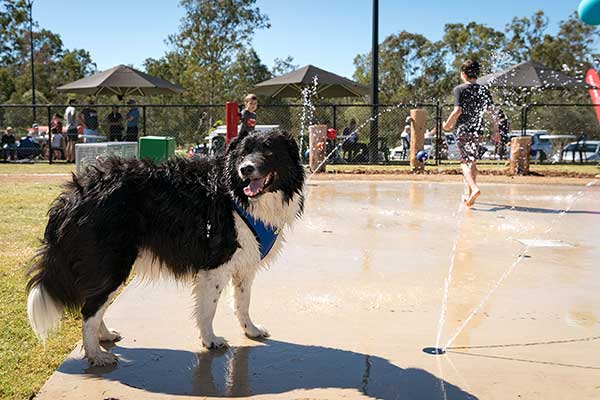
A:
253;65;369;98
477;60;589;89
57;65;185;97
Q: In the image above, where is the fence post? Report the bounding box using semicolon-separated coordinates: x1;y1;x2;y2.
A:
332;105;337;131
523;104;529;137
225;102;239;145
369;103;379;164
435;102;441;165
47;105;52;164
142;105;147;136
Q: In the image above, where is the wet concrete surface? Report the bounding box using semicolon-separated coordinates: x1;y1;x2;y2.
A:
37;180;600;399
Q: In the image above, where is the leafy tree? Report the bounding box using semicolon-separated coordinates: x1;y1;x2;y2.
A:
272;56;298;76
227;47;271;99
442;22;505;75
0;2;95;106
164;0;270;103
0;0;28;65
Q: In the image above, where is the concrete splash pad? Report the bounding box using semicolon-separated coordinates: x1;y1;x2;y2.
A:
37;180;600;399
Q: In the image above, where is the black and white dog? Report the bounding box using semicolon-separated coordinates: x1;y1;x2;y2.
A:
26;130;304;366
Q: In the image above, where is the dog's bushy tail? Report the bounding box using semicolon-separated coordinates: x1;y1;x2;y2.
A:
27;278;64;342
27;247;64;342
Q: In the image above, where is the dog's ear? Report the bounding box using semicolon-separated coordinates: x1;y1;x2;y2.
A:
281;131;301;162
226;131;248;153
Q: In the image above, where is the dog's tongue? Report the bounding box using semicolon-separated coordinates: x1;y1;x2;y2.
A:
244;176;266;197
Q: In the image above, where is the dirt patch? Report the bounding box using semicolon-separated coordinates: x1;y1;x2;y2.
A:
312;171;597;186
326;167;599;179
0;173;71;185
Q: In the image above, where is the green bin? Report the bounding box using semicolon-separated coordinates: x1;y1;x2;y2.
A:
138;136;175;163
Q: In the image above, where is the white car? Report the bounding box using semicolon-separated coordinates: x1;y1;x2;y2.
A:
205;125;280;156
553;140;600;162
444;133;460;160
390;133;460;160
389;145;408;161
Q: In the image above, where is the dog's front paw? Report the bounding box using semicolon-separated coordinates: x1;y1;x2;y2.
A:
244;324;270;338
202;336;228;350
87;350;118;367
99;328;122;342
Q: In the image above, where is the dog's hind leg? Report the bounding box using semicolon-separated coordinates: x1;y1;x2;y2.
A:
192;269;230;349
82;296;118;367
232;271;269;338
81;284;125;366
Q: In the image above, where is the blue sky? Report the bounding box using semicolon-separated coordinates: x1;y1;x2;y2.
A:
34;1;590;79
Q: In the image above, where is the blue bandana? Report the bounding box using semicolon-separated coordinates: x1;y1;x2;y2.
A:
233;201;280;259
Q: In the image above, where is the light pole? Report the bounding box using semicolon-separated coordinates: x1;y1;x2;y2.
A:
27;0;36;123
369;0;379;163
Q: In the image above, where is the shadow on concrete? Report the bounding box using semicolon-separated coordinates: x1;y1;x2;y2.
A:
473;202;600;215
59;339;477;399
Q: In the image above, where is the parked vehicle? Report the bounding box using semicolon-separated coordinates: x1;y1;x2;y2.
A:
390;133;460;161
444;133;460;160
189;125;279;159
479;141;497;160
552;140;600;162
508;130;553;161
389;144;408;161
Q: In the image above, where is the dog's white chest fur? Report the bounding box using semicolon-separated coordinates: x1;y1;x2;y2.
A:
133;190;302;281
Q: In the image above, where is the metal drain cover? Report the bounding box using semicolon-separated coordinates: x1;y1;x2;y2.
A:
517;239;574;248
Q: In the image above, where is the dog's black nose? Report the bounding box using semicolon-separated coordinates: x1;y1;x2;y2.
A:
240;164;255;176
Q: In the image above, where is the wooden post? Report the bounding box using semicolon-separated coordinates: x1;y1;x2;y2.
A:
409;109;426;172
509;136;532;175
309;124;327;173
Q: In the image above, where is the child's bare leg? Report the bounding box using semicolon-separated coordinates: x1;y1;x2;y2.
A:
465;161;480;206
462;180;471;202
460;163;474;202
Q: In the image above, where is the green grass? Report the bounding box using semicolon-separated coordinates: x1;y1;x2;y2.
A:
0;182;81;400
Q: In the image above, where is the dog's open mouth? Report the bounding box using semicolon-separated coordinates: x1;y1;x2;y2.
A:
243;172;274;197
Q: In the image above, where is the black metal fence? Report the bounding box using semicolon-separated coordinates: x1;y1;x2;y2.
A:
1;102;599;164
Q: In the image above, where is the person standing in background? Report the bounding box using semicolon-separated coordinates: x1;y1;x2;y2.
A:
125;99;139;142
64;99;77;162
78;99;99;143
106;106;124;141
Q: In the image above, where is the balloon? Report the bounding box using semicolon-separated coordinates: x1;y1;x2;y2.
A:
578;0;600;25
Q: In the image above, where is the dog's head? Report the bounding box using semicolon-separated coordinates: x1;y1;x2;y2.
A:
226;130;304;208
